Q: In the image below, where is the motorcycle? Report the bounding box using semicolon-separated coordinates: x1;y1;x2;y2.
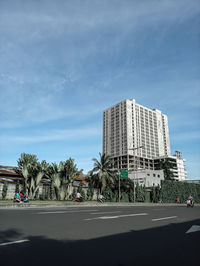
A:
13;196;21;203
186;199;194;207
73;197;83;202
13;195;29;203
98;197;106;203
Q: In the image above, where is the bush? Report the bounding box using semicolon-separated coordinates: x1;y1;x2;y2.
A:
136;183;145;202
87;185;94;201
69;187;77;200
2;182;8;200
103;187;114;202
121;192;129;202
128;189;135;202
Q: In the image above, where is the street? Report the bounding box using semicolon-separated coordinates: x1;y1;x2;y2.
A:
0;205;200;265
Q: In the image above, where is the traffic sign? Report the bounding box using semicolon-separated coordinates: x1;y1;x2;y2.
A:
120;168;128;178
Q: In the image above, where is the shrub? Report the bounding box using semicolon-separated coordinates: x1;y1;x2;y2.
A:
2;182;8;200
15;182;20;194
87;185;94;201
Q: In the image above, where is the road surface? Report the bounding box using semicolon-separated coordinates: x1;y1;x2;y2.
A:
0;205;199;265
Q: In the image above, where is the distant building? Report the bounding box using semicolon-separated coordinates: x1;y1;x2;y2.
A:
0;165;22;183
154;151;187;181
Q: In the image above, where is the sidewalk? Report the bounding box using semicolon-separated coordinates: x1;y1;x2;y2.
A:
0;200;191;209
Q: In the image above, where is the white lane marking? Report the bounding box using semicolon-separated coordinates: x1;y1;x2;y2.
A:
0;239;30;246
36;209;98;214
84;213;148;221
90;211;121;215
152;216;177;222
186;225;200;234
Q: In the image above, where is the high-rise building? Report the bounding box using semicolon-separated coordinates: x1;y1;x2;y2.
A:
103;98;170;159
103;99;187;181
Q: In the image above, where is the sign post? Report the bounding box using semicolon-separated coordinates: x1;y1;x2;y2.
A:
119;169;128;202
120;169;128;179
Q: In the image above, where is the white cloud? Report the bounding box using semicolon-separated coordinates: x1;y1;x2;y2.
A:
0;126;101;144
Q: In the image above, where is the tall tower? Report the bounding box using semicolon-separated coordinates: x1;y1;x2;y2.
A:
103;99;171;159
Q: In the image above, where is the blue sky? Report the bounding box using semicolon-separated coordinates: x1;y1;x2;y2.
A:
0;0;199;178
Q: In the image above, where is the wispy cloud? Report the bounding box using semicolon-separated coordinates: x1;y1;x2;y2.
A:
0;126;101;144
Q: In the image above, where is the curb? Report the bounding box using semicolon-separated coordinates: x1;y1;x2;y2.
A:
0;202;193;209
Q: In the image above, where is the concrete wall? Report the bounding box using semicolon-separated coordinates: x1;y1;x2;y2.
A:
0;182;16;199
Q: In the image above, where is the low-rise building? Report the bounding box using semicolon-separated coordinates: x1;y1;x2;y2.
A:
128;169;164;187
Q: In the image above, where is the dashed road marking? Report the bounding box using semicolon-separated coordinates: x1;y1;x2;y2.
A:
90;211;121;215
84;213;148;221
36;209;98;214
152;216;177;222
0;239;30;246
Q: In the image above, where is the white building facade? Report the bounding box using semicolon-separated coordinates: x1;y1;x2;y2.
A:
103;98;171;159
128;169;164;187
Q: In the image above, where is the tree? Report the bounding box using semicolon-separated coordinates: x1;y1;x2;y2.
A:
157;159;175;180
89;153;116;194
17;153;41;198
49;158;79;200
16;154;47;199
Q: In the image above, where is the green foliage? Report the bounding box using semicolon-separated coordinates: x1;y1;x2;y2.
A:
15;182;20;194
77;182;86;200
160;180;200;203
121;192;129;202
90;153;116;193
157;159;175;180
50;158;79;200
128;189;135;202
112;190;119;202
151;186;161;203
135;183;146;202
2;182;8;200
87;184;94;201
50;182;55;200
69;187;77;200
103;186;114;202
17;153;46;199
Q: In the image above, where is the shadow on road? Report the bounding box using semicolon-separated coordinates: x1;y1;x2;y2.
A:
0;219;199;266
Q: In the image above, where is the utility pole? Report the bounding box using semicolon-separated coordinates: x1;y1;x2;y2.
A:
128;146;143;203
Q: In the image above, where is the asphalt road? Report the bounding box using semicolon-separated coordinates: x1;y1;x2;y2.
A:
0;205;200;266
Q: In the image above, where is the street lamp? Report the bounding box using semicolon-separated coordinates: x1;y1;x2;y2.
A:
128;145;144;203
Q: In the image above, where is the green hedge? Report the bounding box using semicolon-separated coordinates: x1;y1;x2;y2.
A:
160;180;200;203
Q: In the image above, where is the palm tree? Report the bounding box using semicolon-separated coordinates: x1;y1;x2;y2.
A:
16;153;39;197
90;153;116;193
16;153;47;199
49;158;79;200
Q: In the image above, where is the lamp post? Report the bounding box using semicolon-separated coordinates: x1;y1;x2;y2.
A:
128;146;143;203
